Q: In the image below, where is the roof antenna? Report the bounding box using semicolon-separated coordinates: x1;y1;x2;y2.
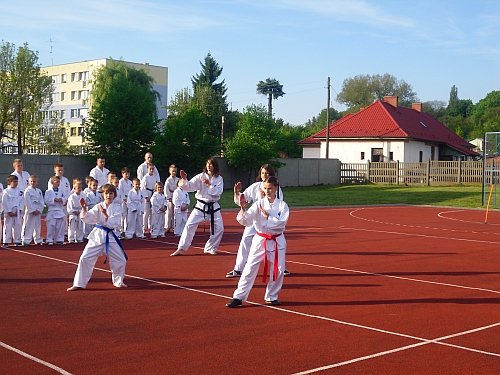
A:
47;36;55;65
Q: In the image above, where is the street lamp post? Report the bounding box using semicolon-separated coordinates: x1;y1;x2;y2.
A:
17;102;23;156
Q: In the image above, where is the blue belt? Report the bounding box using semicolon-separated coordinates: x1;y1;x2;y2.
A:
95;224;128;263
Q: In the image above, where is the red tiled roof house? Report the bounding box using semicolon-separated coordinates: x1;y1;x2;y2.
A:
299;96;478;163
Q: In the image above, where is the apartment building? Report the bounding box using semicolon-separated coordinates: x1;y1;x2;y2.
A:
41;59;168;153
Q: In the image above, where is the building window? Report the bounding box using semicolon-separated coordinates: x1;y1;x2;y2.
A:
51;75;59;84
70;109;79;118
79;71;89;81
371;148;383;162
70;127;77;136
71;72;77;82
71;91;77;100
419;151;423;162
52;92;59;102
78;126;84;136
361;152;365;160
61;73;67;83
60;110;65;119
389;152;394;161
60;92;65;101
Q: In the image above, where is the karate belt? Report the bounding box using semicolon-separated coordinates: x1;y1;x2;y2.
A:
95;225;128;264
256;232;283;283
195;199;220;235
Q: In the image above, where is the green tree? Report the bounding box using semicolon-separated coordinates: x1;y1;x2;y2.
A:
85;60;158;173
446;85;473;118
154;107;218;175
225;105;280;183
256;78;285;117
304;108;342;134
337;73;418;112
191;53;231;141
0;41;53;154
275;122;306;158
191;52;227;99
469;90;500;138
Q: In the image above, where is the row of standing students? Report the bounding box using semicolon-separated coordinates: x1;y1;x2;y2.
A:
67;158;291;308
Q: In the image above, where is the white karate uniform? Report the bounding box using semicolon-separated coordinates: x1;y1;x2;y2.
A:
89;166;109;189
137;162;160;182
125;188;145;239
23;186;45;245
232;182;284;272
45;188;68;244
232;197;289;302
67;192;84;242
164;175;179;231
83;188;101;238
118;177;132;233
2;186;23;245
11;170;30;192
140;173;160;232
150;191;166;238
175;172;224;254
172;187;190;236
48;175;71;235
70;201;127;289
11;170;29;234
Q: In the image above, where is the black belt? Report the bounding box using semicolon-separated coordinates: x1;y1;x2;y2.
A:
195;199;220;235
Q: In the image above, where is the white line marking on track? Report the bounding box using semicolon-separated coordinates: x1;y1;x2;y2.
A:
289;260;500;294
438;209;500;226
292;322;500;374
0;341;72;375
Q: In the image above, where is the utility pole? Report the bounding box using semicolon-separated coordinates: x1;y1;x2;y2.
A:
325;77;330;159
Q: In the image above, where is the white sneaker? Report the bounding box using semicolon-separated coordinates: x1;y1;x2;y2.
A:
204;249;217;255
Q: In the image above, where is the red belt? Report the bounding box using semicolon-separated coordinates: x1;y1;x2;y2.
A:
256;232;282;283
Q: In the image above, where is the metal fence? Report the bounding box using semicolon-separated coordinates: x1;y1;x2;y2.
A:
340;160;489;185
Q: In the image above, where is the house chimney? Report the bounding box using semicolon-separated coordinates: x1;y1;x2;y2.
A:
412;102;422;112
384;96;398;107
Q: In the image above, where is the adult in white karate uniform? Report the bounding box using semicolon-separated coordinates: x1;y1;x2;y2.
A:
171;157;223;256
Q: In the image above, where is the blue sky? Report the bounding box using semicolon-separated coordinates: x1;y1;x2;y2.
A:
1;0;499;125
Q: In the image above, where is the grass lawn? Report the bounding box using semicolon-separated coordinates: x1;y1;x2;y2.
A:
219;183;489;210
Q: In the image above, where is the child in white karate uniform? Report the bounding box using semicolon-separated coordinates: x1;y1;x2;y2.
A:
23;175;45;245
141;163;159;234
226;176;289;308
83;178;101;239
172;180;190;236
170;157;224;256
118;167;132;235
45;176;68;245
67;183;127;291
163;164;179;233
67;178;84;243
125;178;145;239
226;164;287;278
2;175;24;246
150;182;167;238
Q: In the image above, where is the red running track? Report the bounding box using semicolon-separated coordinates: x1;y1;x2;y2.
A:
1;205;499;374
